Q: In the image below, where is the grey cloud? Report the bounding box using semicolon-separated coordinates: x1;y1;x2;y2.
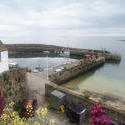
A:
0;0;125;43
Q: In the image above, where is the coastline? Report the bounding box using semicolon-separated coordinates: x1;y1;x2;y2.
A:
5;43;110;54
5;43;121;62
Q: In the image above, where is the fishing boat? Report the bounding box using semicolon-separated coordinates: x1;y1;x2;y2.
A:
59;48;70;57
9;62;18;68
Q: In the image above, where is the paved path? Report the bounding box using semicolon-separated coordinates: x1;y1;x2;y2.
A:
27;72;90;125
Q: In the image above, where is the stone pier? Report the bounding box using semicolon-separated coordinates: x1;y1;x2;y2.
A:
49;57;105;84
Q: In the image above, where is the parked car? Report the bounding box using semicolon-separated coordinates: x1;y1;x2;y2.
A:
53;67;64;72
19;99;37;118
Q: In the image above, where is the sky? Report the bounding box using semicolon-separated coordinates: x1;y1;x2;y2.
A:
0;0;125;44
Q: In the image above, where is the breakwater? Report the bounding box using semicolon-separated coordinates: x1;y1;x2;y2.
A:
70;49;121;61
5;44;108;54
49;57;105;84
5;44;121;61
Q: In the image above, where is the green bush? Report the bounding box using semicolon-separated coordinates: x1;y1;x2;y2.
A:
84;93;91;99
2;73;9;82
13;101;23;111
8;81;12;86
98;98;104;105
3;92;7;98
45;97;60;111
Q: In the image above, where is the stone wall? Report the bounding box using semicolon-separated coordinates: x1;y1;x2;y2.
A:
70;50;121;61
49;57;105;84
45;82;125;124
104;53;121;61
0;68;28;104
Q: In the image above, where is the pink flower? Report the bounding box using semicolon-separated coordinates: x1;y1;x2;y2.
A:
0;90;5;116
89;104;110;125
0;98;5;105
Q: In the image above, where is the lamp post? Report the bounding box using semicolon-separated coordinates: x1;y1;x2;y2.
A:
44;51;49;80
47;52;48;80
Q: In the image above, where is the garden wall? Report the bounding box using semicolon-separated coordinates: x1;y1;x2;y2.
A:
45;82;125;124
0;68;28;104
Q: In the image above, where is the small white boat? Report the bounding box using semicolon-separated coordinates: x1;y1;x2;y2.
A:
9;62;18;67
59;50;70;57
43;51;50;54
56;69;62;72
33;69;39;73
64;51;70;56
60;66;64;70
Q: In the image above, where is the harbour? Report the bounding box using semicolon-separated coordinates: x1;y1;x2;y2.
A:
5;36;125;124
1;0;125;124
8;36;125;104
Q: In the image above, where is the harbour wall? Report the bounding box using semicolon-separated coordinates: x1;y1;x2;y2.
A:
5;44;121;61
70;50;121;61
49;57;105;84
45;82;125;124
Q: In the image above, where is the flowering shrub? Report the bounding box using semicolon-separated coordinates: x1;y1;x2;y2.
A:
0;91;5;116
89;104;110;125
0;101;56;125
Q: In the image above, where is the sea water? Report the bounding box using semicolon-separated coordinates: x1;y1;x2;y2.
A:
9;36;125;102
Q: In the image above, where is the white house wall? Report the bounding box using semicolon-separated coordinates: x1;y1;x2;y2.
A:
0;51;9;73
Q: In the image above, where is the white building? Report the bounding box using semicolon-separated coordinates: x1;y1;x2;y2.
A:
0;44;9;73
